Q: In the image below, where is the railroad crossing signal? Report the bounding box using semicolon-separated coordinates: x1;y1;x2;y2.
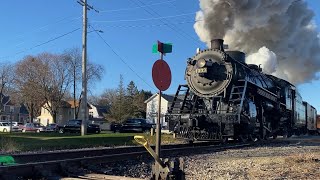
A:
151;40;173;180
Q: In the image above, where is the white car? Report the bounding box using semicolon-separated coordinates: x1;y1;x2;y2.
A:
9;122;24;132
0;122;19;132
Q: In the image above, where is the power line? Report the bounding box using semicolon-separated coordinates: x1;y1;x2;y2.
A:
97;19;203;29
0;28;80;60
92;12;196;23
130;0;203;46
32;28;80;49
99;0;177;13
89;24;157;91
5;15;81;45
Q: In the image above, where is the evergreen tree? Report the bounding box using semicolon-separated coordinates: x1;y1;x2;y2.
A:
135;90;153;118
99;78;153;121
109;75;127;122
126;81;139;117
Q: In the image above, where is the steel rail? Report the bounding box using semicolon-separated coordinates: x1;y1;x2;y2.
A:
0;142;253;179
3;141;223;164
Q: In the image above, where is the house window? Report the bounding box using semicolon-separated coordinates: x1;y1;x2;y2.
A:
10;106;14;113
4;106;10;113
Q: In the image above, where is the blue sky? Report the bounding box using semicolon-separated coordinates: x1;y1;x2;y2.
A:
0;0;319;111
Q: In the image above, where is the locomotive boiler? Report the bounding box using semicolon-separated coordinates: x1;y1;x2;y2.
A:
166;39;315;141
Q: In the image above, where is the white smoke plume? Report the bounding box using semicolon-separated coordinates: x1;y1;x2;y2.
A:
194;0;320;84
246;47;277;74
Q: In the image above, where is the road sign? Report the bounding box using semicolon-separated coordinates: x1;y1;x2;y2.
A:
152;41;172;54
152;60;171;91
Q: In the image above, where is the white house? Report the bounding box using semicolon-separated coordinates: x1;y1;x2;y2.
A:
144;93;175;128
88;104;108;121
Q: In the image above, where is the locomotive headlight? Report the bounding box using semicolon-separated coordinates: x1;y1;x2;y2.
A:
197;59;206;68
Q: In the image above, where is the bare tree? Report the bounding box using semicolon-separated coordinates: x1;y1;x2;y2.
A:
0;62;15;118
14;49;104;123
14;56;46;121
99;89;117;107
62;48;82;119
0;62;15;95
41;53;73;123
15;53;73;123
63;48;104;119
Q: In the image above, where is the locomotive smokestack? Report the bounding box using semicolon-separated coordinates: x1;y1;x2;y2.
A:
211;39;224;51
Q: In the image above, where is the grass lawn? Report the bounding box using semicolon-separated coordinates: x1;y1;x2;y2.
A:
0;132;177;153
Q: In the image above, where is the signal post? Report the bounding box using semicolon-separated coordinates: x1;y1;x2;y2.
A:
152;41;172;179
135;41;184;179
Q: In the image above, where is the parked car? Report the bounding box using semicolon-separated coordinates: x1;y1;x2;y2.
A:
9;122;24;132
0;122;20;132
45;123;59;132
120;118;155;133
110;122;122;133
22;123;46;133
59;119;101;134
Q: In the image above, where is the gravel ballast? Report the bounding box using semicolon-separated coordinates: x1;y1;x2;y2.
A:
97;137;320;180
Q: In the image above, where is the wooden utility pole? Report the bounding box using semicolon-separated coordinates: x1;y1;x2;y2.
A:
77;0;99;136
77;0;88;136
81;0;88;136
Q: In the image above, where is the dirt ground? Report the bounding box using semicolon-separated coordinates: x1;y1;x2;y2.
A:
59;136;320;180
185;136;320;180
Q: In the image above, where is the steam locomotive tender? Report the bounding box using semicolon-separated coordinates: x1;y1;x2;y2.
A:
166;39;318;141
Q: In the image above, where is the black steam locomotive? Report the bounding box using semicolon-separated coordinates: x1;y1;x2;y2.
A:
166;39;318;142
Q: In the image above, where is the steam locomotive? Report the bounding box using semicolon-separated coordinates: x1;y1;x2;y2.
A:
166;39;319;142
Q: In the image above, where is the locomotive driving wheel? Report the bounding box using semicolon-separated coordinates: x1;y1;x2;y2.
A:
283;127;292;138
238;134;249;142
257;127;267;140
221;136;228;143
248;134;256;142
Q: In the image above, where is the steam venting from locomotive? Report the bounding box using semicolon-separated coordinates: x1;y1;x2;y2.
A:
194;0;320;84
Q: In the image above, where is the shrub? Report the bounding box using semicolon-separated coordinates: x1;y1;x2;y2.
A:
0;136;19;153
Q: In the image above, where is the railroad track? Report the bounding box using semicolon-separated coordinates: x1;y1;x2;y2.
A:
0;141;255;180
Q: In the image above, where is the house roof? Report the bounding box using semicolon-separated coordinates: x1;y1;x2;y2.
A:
89;104;109;117
19;104;29;114
67;100;80;108
144;93;184;104
0;93;10;105
162;94;175;102
43;100;91;109
60;101;72;108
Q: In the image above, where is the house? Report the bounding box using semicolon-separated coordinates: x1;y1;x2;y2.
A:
37;101;107;126
144;93;176;128
88;104;108;122
18;104;30;123
88;104;109;130
0;94;29;123
38;100;86;126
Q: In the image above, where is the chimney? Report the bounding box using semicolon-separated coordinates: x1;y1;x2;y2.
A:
211;39;224;51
